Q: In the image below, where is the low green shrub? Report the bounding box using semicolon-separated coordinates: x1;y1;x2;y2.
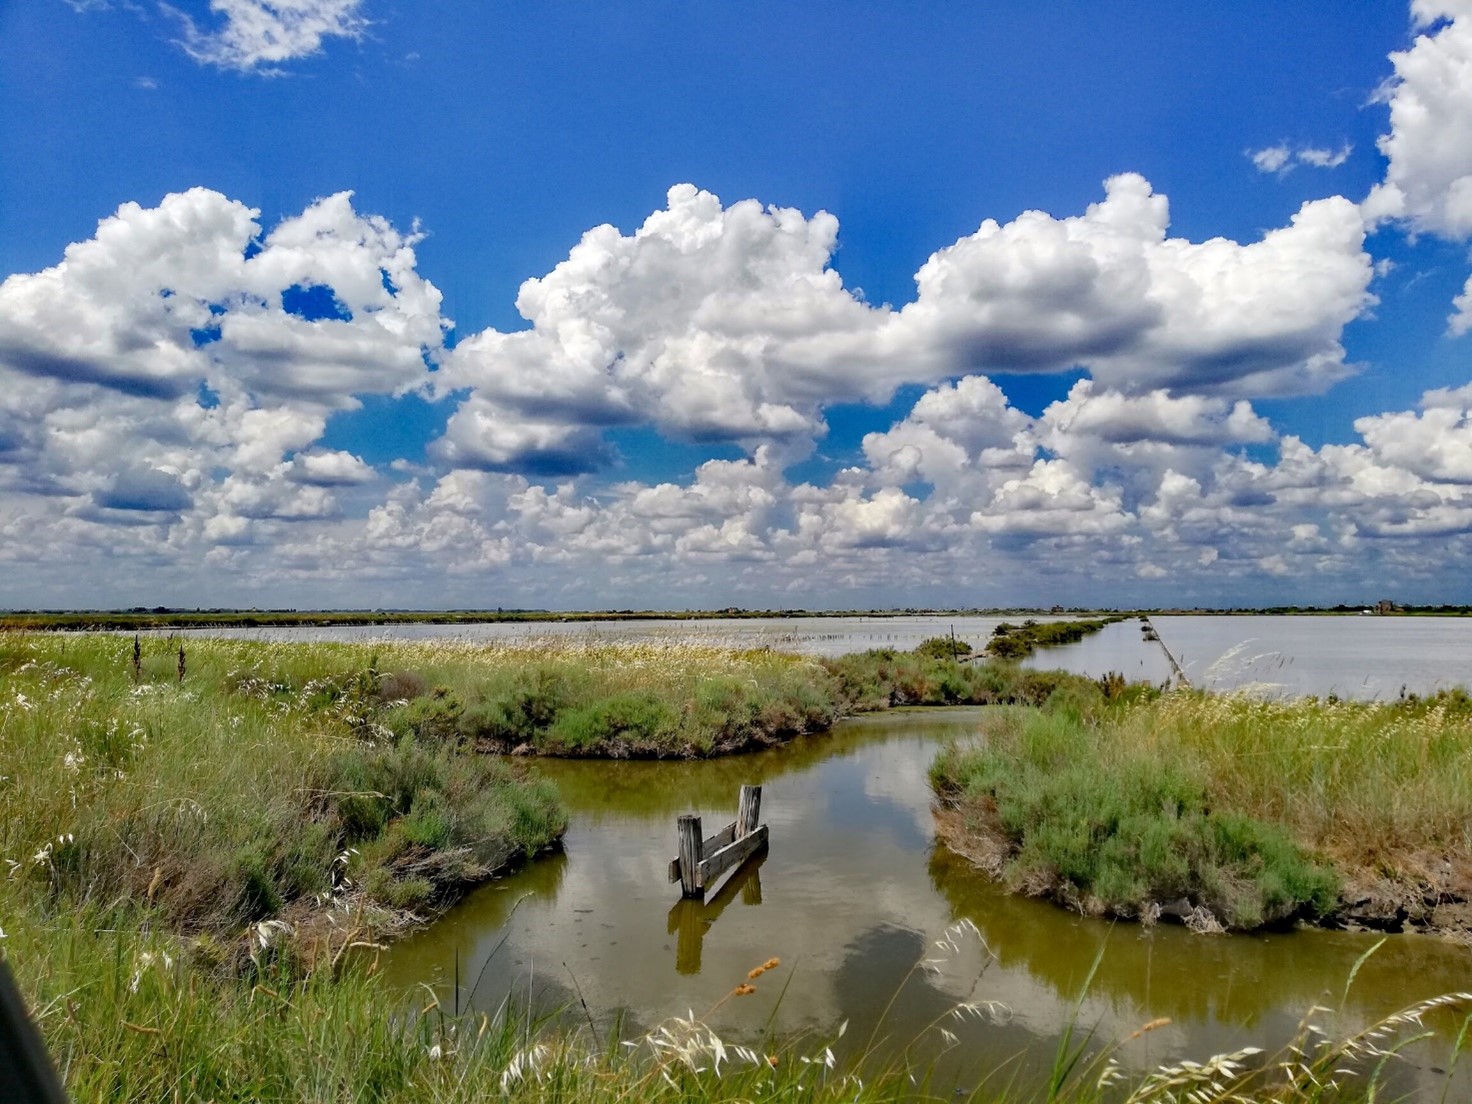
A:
545;690;677;751
232;843;286;922
687;676;765;751
913;635;973;660
932;705;1341;929
400;790;453;850
457;667;580;746
386;686;463;742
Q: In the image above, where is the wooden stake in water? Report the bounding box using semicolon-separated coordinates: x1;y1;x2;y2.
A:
670;786;769;898
677;815;703;898
737;784;761;838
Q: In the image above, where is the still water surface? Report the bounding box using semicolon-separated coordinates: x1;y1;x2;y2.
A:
1150;615;1472;700
379;709;1472;1094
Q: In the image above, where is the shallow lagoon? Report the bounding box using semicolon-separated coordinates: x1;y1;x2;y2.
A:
378;708;1472;1095
1150;614;1472;700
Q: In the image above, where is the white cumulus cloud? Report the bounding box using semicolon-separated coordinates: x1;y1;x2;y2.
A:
438;176;1374;479
1365;1;1472;236
1040;381;1274;448
889;174;1374;397
0;188;448;564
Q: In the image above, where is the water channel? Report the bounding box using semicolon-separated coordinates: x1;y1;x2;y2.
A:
378;708;1472;1096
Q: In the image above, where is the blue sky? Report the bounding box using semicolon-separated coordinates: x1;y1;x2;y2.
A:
2;1;1472;609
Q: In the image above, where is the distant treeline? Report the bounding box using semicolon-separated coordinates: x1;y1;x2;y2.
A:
1152;604;1472;616
0;606;1121;631
5;604;1471;633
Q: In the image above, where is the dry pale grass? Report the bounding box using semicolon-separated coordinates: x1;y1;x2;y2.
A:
1135;691;1472;877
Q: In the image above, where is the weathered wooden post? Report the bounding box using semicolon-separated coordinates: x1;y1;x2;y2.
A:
677;814;703;898
737;784;761;837
669;786;768;899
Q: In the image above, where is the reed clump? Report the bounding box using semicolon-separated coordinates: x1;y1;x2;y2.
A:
0;633;566;962
931;688;1472;931
366;638;844;756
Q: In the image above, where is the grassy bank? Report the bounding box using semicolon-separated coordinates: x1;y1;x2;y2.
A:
932;688;1472;932
0;633;569;961
822;646;1132;712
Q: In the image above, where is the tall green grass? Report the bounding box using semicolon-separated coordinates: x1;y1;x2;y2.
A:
932;689;1472;929
1139;690;1472;875
0;633;565;954
985;618;1124;659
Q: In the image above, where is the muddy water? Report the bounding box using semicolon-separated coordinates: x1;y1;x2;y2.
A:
378;709;1472;1094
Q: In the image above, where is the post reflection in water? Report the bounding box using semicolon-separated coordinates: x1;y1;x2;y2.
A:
668;852;766;975
378;709;1472;1095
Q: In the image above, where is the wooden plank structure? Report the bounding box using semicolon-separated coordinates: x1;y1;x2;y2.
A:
667;785;768;898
